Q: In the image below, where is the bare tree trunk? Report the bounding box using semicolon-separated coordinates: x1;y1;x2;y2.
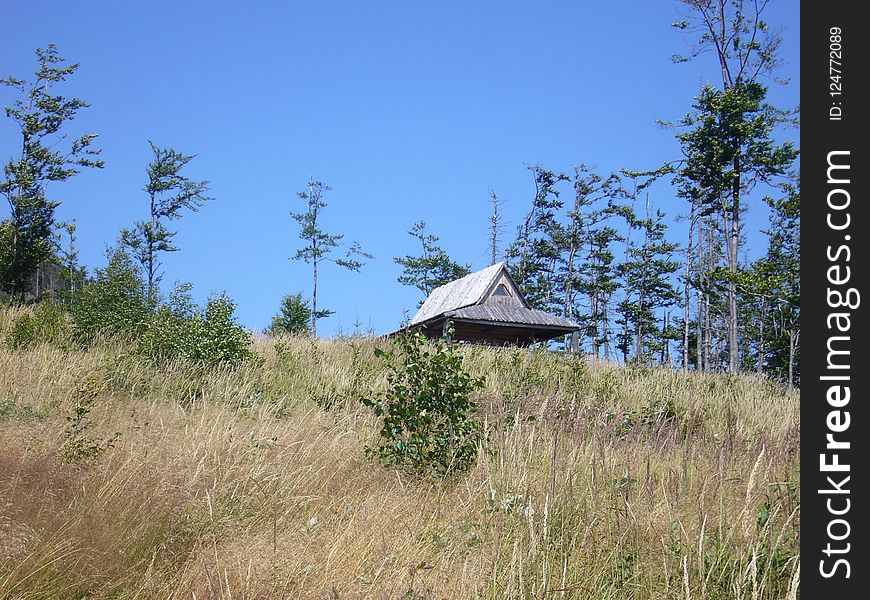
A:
635;287;645;361
683;203;696;371
757;295;766;375
704;221;714;370
312;256;318;337
727;157;741;373
148;191;157;296
489;190;503;265
590;293;599;359
661;311;670;366
602;302;611;361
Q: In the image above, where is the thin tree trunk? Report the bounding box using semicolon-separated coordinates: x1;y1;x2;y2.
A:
590;292;599;359
704;221;714;370
683;203;695;371
728;155;741;373
757;295;766;375
490;191;501;265
148;191;157;296
635;287;645;361
312;256;318;337
659;312;671;365
788;330;797;387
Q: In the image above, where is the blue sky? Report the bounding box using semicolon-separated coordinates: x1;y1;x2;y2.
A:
1;1;799;336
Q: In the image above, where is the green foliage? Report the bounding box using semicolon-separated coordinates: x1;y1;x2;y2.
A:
61;396;120;464
505;165;569;310
291;178;372;336
748;184;800;383
53;220;86;297
120;141;212;293
4;302;70;349
615;203;680;362
0;44;103;297
69;249;251;366
138;288;252;366
71;246;152;343
360;329;485;477
394;221;469;300
553;164;623;354
676;82;797;215
266;292;316;336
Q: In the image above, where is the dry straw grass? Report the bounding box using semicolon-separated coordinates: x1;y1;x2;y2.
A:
0;317;799;599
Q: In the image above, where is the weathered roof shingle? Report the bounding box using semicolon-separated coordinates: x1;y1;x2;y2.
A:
410;262;505;325
445;304;579;329
407;262;579;332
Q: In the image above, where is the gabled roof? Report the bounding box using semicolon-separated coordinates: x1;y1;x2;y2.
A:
410;262;511;325
395;262;580;343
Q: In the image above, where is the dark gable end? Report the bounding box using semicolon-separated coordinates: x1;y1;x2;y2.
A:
480;266;528;309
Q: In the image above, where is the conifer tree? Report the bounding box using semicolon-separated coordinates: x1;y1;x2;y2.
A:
616;201;680;363
506;165;568;310
394;221;469;301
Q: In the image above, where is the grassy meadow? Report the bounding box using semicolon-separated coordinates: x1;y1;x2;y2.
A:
0;307;799;599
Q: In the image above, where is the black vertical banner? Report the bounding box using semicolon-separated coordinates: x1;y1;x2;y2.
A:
802;1;868;596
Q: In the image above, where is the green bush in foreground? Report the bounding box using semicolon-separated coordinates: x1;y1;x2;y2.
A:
361;329;485;477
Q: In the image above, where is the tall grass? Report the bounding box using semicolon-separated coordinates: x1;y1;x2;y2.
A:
0;310;799;598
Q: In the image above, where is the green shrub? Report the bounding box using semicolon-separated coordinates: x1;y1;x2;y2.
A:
71;247;151;343
265;292;313;336
61;396;120;464
4;302;71;349
361;329;485;477
138;291;252;366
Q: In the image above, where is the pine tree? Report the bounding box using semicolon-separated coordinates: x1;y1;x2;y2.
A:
554;165;621;357
267;292;323;336
616;200;680;363
394;221;469;301
506;165;568;310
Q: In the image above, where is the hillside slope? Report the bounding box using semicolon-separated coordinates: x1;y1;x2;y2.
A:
0;320;799;599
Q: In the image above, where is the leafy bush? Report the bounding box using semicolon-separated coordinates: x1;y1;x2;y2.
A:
61;396;120;464
138;290;252;366
70;249;250;365
266;292;314;336
4;302;71;349
361;329;485;477
71;246;151;343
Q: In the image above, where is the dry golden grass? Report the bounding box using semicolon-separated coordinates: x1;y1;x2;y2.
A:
0;319;799;599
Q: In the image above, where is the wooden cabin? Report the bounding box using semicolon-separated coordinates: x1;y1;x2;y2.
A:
395;263;580;346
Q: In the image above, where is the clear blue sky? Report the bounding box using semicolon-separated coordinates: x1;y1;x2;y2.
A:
1;1;799;336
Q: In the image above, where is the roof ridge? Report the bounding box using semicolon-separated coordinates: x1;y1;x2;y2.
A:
409;262;507;325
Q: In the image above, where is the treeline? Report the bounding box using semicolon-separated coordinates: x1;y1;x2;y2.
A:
1;1;799;385
390;1;800;384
